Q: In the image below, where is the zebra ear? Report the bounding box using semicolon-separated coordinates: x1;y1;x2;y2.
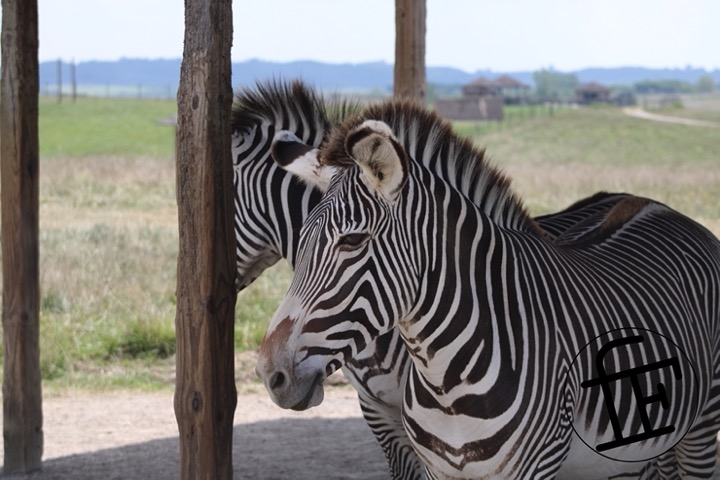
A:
271;130;334;191
345;120;408;202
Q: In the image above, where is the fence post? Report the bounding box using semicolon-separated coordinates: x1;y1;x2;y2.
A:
174;0;237;478
394;0;426;102
56;58;62;103
71;59;77;102
1;0;43;473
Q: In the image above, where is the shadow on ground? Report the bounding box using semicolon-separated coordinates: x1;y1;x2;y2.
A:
2;417;388;480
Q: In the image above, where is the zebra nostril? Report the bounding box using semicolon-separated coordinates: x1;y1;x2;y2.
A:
269;371;286;391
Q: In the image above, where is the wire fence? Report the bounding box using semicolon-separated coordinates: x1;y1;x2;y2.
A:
41;83;178;101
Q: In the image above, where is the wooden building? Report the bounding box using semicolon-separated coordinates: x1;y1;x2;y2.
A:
493;75;530;104
575;82;611;104
436;76;504;121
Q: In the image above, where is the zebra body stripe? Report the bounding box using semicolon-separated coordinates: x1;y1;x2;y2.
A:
256;100;720;479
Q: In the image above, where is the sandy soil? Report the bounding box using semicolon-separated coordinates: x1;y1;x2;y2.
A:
1;355;389;480
3;357;720;479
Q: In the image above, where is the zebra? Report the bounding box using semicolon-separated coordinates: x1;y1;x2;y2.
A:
232;81;633;478
231;81;634;479
231;80;424;479
255;99;720;479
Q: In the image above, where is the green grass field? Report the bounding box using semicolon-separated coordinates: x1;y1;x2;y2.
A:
39;96;177;158
1;94;719;392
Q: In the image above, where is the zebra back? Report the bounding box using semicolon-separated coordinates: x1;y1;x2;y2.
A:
257;101;720;479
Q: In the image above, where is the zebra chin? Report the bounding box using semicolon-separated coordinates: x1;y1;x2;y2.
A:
257;363;326;411
288;373;325;411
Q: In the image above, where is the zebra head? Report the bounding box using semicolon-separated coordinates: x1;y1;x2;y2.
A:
231;80;340;291
256;119;422;410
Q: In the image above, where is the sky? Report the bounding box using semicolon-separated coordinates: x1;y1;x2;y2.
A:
24;0;720;73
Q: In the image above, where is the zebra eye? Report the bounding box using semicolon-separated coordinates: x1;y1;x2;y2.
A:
336;232;370;250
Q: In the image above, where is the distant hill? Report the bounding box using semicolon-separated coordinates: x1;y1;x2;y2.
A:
39;58;720;96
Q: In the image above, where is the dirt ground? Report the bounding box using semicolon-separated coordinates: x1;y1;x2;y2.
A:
0;354;390;480
3;359;720;479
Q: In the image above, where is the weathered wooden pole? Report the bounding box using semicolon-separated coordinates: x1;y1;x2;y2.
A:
1;0;43;474
394;0;427;102
70;59;77;103
56;58;61;103
174;0;237;478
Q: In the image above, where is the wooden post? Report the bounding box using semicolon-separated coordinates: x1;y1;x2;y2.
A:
56;58;61;103
1;0;43;474
394;0;427;102
70;59;77;102
174;0;237;479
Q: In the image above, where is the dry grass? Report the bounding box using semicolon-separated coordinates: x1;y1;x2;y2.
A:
506;163;720;236
672;93;720;123
40;156;177;229
33;154;292;388
475;105;720;236
1;96;718;392
1;155;179;389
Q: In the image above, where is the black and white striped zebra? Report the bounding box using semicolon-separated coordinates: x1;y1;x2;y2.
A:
233;82;635;478
233;82;637;479
231;81;424;479
256;100;720;479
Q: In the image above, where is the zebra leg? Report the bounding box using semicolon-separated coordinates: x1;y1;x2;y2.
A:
673;430;717;479
625;450;675;480
655;449;677;479
672;411;719;478
357;392;426;480
671;370;720;478
608;450;677;479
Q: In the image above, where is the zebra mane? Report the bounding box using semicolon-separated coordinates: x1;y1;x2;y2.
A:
231;78;361;146
322;100;541;233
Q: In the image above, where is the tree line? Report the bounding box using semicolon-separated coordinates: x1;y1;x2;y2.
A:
533;69;715;102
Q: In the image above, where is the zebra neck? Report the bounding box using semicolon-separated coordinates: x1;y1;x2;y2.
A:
402;206;535;395
410;157;540;236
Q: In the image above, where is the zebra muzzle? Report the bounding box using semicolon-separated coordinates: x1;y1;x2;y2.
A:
289;372;325;411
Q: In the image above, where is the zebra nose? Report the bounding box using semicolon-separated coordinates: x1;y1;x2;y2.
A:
269;371;286;392
256;364;290;395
